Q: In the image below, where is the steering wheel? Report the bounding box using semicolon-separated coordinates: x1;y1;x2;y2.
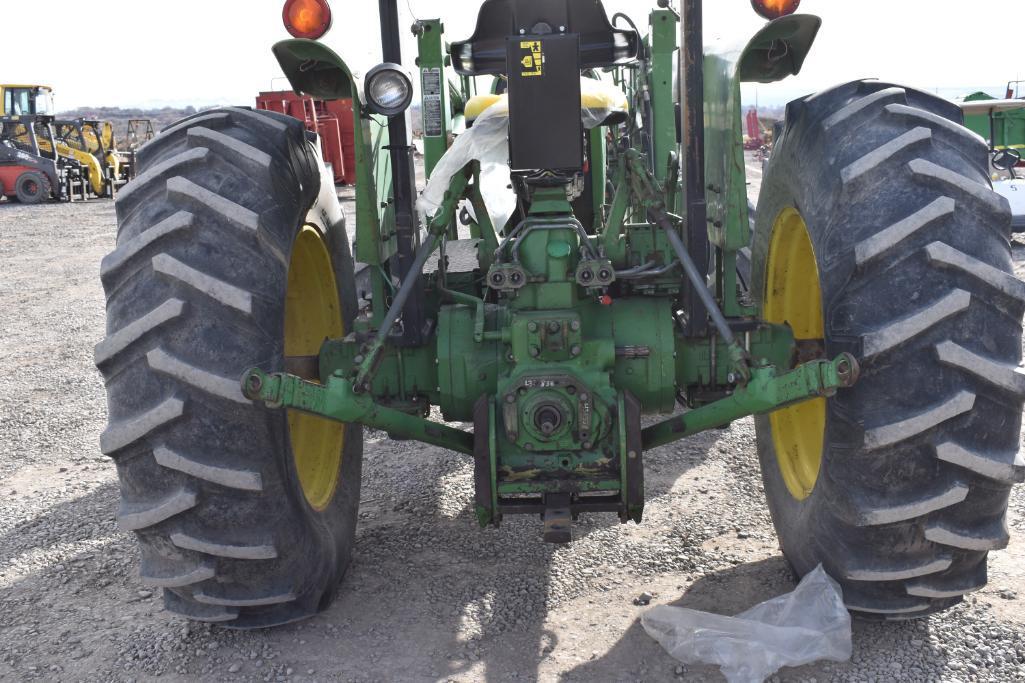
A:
992;148;1022;172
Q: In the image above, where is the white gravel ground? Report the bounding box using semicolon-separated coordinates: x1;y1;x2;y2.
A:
1;196;1024;682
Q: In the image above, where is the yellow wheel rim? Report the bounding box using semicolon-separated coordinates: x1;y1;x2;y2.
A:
764;207;826;501
285;226;345;511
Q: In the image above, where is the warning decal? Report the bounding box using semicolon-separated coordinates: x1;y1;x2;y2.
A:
421;67;443;137
519;40;543;78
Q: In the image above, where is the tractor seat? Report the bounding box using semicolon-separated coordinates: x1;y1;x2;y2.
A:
464;94;506;122
464;80;629;125
450;0;639;76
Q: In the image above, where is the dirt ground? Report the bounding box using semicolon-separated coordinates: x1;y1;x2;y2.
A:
1;190;1024;682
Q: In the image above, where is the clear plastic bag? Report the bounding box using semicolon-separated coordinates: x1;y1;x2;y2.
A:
417;98;514;234
416;77;628;234
640;565;852;683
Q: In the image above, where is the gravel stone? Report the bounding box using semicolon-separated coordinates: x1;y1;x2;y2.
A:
0;171;1023;681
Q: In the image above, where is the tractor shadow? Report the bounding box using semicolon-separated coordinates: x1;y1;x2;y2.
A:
314;415;720;682
563;556;951;682
0;481;123;569
0;413;720;682
0;482;166;676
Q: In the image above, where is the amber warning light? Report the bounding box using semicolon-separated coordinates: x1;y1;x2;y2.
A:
283;0;333;40
751;0;801;20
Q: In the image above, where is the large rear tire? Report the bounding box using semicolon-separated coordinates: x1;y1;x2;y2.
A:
753;80;1024;619
96;107;363;628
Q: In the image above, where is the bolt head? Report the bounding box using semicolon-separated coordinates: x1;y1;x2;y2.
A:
571;345;582;356
570;320;580;332
527;321;538;332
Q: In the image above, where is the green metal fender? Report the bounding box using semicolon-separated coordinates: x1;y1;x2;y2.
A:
271;39;397;272
737;14;822;84
272;39;359;101
702;14;821;316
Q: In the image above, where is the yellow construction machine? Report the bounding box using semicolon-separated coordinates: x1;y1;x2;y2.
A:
1;84;109;197
55;119;130;192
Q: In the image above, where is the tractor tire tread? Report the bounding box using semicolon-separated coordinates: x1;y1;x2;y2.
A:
99;106;361;628
754;80;1021;619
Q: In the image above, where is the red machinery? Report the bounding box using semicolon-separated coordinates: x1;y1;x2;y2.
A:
256;90;356;186
743;107;764;151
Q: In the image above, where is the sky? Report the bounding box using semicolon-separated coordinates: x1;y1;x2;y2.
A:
2;0;1022;112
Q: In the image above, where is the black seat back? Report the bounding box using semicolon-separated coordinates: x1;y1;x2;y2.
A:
450;0;640;76
452;0;638;173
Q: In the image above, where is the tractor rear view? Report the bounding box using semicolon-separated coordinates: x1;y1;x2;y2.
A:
96;0;1022;628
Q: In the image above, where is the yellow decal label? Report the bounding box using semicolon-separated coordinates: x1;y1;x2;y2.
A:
519;40;543;78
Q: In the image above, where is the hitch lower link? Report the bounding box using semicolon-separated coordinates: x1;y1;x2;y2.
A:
242;368;475;455
241;352;859;460
641;352;860;449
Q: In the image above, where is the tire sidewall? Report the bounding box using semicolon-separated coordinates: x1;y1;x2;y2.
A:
280;199;364;593
751;85;899;577
751;168;835;576
264;133;364;596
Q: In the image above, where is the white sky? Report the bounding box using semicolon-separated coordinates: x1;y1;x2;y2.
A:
2;0;1021;111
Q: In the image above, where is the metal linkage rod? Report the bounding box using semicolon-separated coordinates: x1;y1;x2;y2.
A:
650;208;735;346
380;233;441;342
379;0;425;345
641;353;859;450
679;0;710;337
353;232;442;391
242;369;475;456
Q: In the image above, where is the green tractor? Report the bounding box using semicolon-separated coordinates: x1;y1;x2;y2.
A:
96;0;1023;628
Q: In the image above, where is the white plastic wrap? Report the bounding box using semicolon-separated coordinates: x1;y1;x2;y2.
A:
641;565;852;683
416;78;628;234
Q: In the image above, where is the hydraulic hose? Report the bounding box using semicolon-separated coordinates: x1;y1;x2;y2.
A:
649;208;736;346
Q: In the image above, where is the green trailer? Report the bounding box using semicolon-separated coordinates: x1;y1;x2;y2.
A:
960;90;1025;231
963;89;1025;157
95;0;1023;629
